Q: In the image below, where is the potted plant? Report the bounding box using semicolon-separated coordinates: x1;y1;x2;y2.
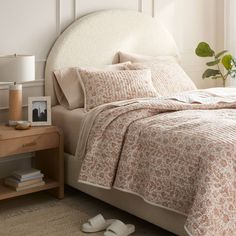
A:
195;42;236;87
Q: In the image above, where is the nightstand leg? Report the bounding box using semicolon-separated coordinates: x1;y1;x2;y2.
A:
34;147;64;199
49;186;64;199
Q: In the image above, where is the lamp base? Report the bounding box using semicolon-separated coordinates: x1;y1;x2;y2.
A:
9;83;23;125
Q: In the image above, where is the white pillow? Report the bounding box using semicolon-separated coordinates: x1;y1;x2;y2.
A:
119;51;177;63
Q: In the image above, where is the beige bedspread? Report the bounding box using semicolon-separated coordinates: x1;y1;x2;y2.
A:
77;88;236;236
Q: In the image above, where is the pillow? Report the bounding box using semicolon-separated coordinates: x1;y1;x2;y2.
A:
80;61;132;71
119;51;177;63
53;62;131;109
103;61;132;70
124;60;197;96
54;67;84;110
78;69;158;111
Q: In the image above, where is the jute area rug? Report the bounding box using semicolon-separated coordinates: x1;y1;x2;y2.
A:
0;193;102;236
0;189;172;236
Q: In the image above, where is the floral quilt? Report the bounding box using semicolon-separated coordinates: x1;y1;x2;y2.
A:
78;89;236;236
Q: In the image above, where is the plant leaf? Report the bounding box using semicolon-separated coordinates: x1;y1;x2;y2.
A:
206;59;220;66
222;54;233;70
202;69;220;79
195;42;215;57
215;50;228;58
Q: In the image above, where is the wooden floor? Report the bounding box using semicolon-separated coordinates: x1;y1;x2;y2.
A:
0;186;176;236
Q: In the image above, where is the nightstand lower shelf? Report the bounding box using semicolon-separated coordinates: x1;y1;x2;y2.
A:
0;178;60;201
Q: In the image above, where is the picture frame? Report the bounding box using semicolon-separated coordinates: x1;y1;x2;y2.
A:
28;96;51;126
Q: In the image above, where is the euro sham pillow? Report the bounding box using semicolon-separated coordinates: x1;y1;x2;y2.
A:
119;51;177;63
53;62;131;109
78;69;158;111
124;60;197;96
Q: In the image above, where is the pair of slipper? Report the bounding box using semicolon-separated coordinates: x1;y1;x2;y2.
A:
82;214;135;236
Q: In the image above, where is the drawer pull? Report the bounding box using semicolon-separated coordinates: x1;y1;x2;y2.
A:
22;141;37;147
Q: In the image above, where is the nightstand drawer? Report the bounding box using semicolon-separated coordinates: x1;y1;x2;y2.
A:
0;132;59;157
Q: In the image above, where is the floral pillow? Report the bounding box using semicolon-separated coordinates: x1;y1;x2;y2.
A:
53;62;131;109
78;69;159;111
124;60;197;96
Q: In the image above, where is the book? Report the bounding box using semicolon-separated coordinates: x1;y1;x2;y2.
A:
12;168;41;179
4;176;44;188
15;181;45;192
13;173;44;182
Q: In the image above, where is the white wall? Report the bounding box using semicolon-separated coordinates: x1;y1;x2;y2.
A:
179;0;224;88
225;0;236;87
0;0;224;124
0;0;225;173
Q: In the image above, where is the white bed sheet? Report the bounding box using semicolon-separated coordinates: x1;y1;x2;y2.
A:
52;105;87;155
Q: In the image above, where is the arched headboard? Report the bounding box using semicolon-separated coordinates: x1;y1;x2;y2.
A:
45;9;179;106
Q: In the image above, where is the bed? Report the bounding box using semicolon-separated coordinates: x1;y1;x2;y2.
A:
46;10;236;236
51;105;187;235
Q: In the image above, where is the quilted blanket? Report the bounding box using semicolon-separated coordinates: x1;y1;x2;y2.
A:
77;88;236;236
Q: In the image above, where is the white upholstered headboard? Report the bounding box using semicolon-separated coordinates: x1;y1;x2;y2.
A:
45;9;179;106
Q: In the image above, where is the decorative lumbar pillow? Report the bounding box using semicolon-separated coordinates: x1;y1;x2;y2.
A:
124;60;197;96
119;51;177;63
53;62;132;109
78;69;159;111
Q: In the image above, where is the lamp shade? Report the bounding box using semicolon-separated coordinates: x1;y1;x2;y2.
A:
0;54;35;83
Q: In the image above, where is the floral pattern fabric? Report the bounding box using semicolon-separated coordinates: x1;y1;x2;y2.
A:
78;69;158;111
78;92;236;236
124;60;197;96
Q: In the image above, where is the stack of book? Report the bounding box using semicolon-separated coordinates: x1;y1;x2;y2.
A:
4;168;45;192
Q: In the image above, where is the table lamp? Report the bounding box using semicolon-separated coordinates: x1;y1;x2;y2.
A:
0;54;35;125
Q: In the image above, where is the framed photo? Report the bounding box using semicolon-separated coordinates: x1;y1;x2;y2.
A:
28;96;51;126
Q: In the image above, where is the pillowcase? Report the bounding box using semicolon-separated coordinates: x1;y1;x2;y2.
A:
119;51;177;63
54;67;84;110
78;69;158;111
53;62;132;110
124;60;197;96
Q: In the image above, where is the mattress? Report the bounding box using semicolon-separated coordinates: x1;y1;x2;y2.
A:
52;105;87;155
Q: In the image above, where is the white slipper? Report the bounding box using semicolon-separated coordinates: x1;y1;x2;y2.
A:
104;220;135;236
82;214;115;233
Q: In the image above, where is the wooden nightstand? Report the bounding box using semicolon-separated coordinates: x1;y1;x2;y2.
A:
0;125;64;200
